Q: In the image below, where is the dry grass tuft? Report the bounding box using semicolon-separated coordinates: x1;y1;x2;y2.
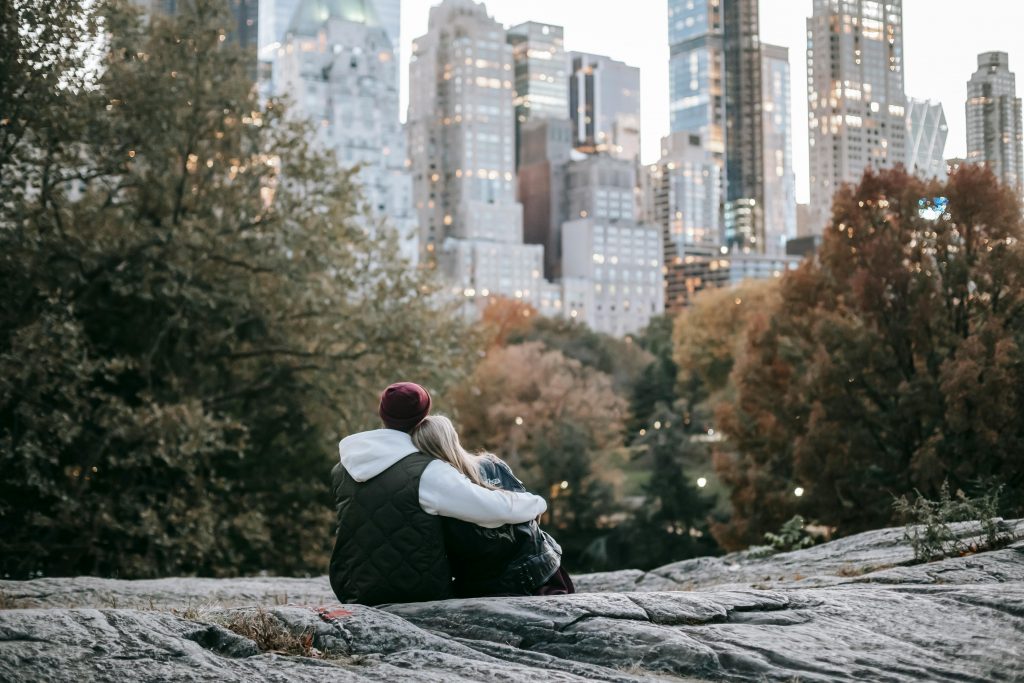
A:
222;608;320;658
0;591;33;609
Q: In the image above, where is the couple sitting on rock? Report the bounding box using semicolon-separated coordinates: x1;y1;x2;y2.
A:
329;381;574;605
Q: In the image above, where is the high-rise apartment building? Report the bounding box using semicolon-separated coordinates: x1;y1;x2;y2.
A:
276;0;417;262
261;1;400;96
569;52;641;163
905;98;948;179
565;154;636;224
667;0;724;154
559;155;663;335
667;0;765;252
761;43;796;255
722;0;764;252
507;22;568;167
967;52;1023;195
647;132;722;313
650;132;723;254
262;0;397;50
807;0;907;234
561;219;664;337
408;0;551;312
518;118;573;279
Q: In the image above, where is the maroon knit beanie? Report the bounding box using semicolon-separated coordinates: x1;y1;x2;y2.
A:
379;382;432;432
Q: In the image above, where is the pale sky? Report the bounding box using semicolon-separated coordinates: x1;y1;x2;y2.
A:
399;0;1024;203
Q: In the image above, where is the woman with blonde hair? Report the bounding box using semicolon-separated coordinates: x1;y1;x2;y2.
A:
411;415;574;597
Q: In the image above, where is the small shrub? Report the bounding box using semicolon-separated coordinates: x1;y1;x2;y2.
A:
893;481;1011;562
745;545;776;559
763;515;817;553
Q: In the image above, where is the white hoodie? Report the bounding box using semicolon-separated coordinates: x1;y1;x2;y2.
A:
338;429;547;528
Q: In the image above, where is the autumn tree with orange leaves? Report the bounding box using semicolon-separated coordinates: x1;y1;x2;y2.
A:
713;166;1024;549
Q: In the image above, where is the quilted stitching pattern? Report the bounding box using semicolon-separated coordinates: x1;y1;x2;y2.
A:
329;453;452;605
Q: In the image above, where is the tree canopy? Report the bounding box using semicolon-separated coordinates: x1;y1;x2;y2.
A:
715;166;1024;548
0;0;474;578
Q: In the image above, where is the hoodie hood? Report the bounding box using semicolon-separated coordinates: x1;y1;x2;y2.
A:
338;429;420;482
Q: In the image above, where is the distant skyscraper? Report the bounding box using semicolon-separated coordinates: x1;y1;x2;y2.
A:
667;0;765;252
667;0;724;154
518;118;573;279
569;52;641;163
408;0;553;313
648;131;723;313
807;0;907;234
650;132;723;253
276;0;417;262
261;0;400;95
508;22;568;168
761;43;796;255
722;0;764;252
966;52;1023;195
905;98;948;179
560;218;663;336
262;0;396;48
559;154;662;335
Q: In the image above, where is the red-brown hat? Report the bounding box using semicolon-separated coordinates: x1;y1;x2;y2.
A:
379;382;432;432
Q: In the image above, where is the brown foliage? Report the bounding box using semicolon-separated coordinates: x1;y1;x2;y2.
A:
480;297;539;347
450;342;627;531
714;166;1024;547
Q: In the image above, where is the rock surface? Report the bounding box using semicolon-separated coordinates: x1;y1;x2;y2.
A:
2;520;1023;682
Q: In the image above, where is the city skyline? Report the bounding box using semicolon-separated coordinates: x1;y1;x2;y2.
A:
398;0;1024;203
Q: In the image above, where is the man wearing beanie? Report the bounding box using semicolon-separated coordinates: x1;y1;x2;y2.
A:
328;381;547;606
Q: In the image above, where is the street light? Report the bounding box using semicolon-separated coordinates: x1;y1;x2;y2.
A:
697;477;708;488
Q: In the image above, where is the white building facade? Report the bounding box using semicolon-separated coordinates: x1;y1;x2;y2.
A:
407;0;551;313
905;98;948;179
276;0;417;262
559;153;663;335
561;219;664;337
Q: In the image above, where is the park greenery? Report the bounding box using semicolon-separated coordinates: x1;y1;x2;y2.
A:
1;0;474;578
2;0;1022;579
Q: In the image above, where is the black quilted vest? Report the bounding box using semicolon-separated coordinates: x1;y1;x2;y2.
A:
328;452;452;605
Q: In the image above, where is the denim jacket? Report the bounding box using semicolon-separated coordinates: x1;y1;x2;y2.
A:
442;456;562;597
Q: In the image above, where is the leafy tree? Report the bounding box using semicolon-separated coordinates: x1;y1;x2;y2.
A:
673;280;781;412
449;341;627;564
582;316;718;570
479;296;537;348
716;166;1024;548
627;315;677;433
664;282;780;549
0;0;473;578
506;316;651;395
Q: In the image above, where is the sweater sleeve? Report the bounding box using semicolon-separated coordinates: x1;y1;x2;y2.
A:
418;460;547;528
